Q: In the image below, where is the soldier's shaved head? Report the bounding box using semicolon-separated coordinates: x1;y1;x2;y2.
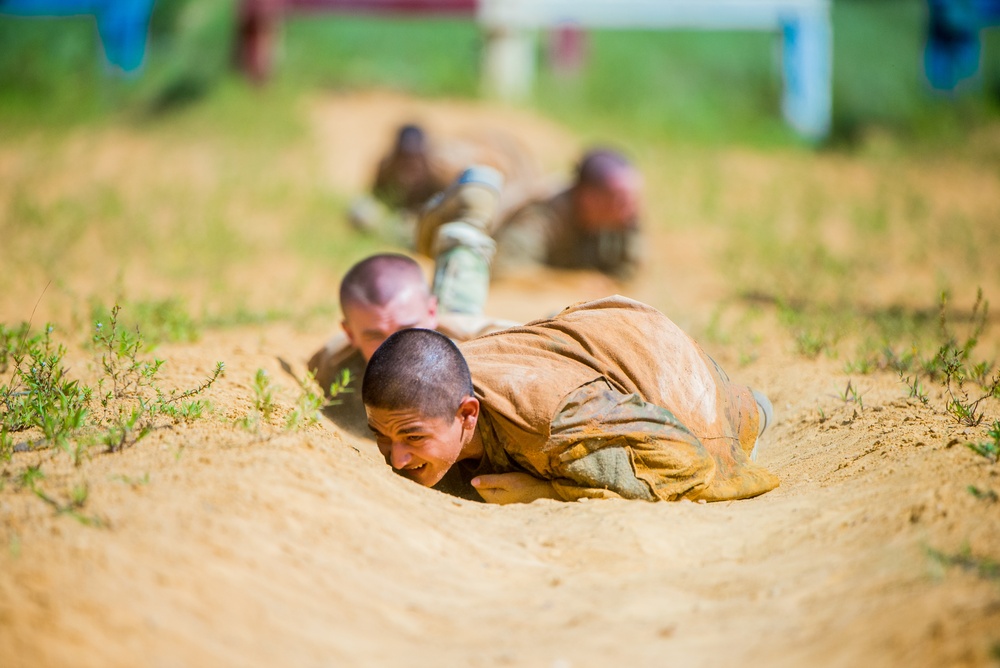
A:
374;124;441;210
575;148;633;188
394;124;427;156
363;328;473;420
571;148;643;233
340;253;429;309
339;254;438;362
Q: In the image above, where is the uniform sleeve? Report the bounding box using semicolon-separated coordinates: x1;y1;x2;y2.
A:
493;203;553;274
543;380;717;502
593;227;642;280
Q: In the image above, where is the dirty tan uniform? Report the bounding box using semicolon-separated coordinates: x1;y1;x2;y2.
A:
307;314;517;439
459;296;779;502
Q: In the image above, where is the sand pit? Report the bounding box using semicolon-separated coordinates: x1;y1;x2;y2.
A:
1;91;999;667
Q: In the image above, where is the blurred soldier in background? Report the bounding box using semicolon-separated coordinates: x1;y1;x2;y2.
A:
348;122;540;241
370;124;449;214
415;148;644;316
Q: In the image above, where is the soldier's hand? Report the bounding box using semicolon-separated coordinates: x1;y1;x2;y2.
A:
471;472;561;505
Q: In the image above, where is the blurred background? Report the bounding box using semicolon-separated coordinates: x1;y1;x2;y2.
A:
1;0;997;143
1;0;998;364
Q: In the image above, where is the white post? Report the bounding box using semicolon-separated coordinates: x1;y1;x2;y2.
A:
480;26;537;101
479;0;537;101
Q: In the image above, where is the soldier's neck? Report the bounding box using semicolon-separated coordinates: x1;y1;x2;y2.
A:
459;423;485;464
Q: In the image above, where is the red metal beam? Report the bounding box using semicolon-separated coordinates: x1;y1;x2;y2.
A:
284;0;477;15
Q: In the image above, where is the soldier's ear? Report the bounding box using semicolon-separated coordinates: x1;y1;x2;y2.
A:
457;396;479;427
426;295;439;325
341;319;357;347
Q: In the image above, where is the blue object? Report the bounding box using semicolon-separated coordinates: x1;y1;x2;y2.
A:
457;165;504;192
781;8;832;142
924;0;1000;91
0;0;155;73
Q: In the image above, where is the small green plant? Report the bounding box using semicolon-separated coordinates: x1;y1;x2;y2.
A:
325;367;353;400
29;478;102;527
1;426;13;463
966;421;1000;464
844;357;875;374
899;371;930;405
1;305;222;467
18;463;45;489
795;329;831;359
239;368;278;432
967;485;998;502
837;379;864;411
927;545;1000;582
927;290;999;427
241;366;353;434
285;370;326;431
252;369;277;421
889;289;999;428
286;367;352;431
0;323;91;463
0;323;28;373
112;472;150;486
777;303;840;359
92;305;223;452
285;390;323;431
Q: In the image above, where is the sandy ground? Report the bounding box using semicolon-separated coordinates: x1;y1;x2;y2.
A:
1;90;999;667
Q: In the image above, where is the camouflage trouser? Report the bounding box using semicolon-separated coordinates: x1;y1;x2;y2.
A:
416;166;503;316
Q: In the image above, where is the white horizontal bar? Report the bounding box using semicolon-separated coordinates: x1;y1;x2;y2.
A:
479;0;829;31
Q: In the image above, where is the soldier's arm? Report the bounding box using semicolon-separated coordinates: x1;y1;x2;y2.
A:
595;226;643;280
543;380;716;502
470;472;561;505
492;204;552;275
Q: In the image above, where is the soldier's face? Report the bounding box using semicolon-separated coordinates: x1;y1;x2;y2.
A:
576;169;643;232
342;288;438;361
366;398;479;488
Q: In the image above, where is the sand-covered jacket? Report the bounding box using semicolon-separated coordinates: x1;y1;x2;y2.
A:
461;296;779;502
307;313;517;438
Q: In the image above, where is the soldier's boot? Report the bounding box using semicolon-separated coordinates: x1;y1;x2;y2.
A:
432;223;497;315
417;166;504;316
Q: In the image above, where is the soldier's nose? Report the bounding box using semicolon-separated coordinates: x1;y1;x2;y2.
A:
391;445;413;470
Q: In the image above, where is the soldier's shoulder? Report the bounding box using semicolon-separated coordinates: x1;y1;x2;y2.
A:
308;332;358;370
437;314;520;342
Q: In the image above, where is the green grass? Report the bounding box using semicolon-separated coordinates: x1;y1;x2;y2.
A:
0;305;223;465
2;0;997;144
281;16;482;96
